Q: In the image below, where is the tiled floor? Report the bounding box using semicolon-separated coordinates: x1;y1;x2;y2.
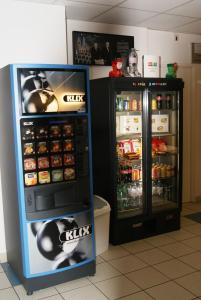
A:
2;203;201;299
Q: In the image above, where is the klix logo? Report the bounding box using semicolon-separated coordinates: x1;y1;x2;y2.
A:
60;225;92;242
63;95;84;103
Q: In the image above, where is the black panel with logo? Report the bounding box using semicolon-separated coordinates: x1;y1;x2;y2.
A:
21;117;90;220
18;68;87;114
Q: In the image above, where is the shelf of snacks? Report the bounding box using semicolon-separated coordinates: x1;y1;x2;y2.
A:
152;133;176;137
116;111;142;116
152;137;177;155
117;139;141;157
116;134;142;140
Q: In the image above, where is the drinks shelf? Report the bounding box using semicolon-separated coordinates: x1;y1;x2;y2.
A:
152;133;176;137
116;111;142;115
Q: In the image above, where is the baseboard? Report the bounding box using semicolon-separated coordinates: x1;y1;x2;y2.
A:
0;252;7;263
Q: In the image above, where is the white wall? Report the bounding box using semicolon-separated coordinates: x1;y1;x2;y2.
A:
0;1;67;68
148;30;201;66
0;1;67;260
67;19;201;78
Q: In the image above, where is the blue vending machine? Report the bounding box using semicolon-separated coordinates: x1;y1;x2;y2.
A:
0;64;96;294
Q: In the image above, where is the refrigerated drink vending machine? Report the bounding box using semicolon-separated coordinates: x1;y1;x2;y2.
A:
0;64;96;294
90;77;183;245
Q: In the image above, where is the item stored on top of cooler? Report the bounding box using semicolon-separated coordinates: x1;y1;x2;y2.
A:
49;125;61;138
24;158;36;171
35;126;48;139
64;168;75;180
50;154;62;168
23;142;35;155
38;156;49;169
62;124;74;137
37;141;48;154
63;153;75;166
52;169;63;182
38;171;50;184
50;140;62;153
25;172;37;186
21;127;35;140
63;139;74;152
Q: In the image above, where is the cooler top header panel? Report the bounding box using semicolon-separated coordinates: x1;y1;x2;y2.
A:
90;77;184;91
16;66;88;115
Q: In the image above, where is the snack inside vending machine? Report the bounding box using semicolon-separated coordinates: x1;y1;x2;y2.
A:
0;64;96;294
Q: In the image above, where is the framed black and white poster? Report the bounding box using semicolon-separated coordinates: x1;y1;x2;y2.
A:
73;31;134;66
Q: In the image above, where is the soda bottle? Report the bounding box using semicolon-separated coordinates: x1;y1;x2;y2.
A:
165;94;172;109
156;94;162;109
152;98;157;110
130;98;137;111
138;99;142;111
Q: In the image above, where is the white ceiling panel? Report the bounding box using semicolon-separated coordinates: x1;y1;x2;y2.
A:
92;7;157;26
12;0;201;35
138;13;196;30
54;0;122;5
119;0;191;13
16;0;55;3
65;1;112;20
167;0;201;18
175;19;201;34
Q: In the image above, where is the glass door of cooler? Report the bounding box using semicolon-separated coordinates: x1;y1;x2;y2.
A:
115;91;144;219
150;91;179;212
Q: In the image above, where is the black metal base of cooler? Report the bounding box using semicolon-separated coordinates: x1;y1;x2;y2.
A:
13;260;96;295
110;210;180;245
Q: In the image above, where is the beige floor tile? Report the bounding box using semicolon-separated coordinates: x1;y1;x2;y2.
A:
181;209;195;216
154;258;195;279
0;272;11;289
14;285;58;299
181;217;198;227
136;248;172;265
96;256;105;264
166;229;196;241
179;251;201;270
95;275;140;300
145;234;175;247
55;277;91;293
61;284;108;300
176;271;201;296
119;291;153;300
184;224;201;235
159;241;195;258
88;262;120;283
146;281;194;300
121;240;154;254
100;245;130;261
182;237;201;250
109;255;147;274
40;295;64;300
183;203;201;211
0;287;19;300
126;266;169;289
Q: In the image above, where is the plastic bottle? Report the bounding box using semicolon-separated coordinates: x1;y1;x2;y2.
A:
156;94;162;109
152;98;157;110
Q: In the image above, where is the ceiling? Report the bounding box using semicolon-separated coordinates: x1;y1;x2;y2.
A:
16;0;201;35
